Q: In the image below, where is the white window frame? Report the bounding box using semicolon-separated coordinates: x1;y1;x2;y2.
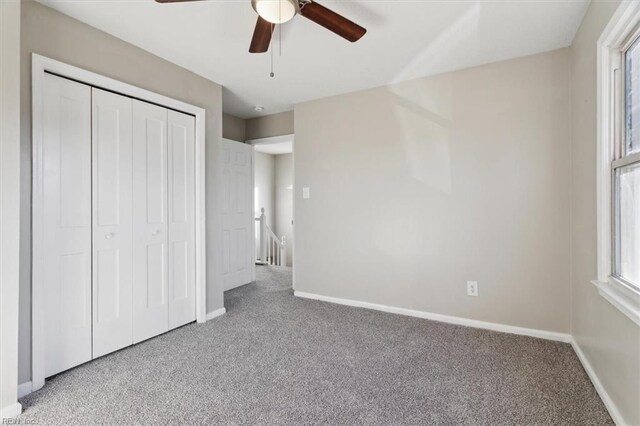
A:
595;0;640;327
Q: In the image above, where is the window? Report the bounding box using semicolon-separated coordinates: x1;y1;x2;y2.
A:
596;2;640;327
614;34;640;291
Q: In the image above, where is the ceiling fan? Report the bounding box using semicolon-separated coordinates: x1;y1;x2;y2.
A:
155;0;367;53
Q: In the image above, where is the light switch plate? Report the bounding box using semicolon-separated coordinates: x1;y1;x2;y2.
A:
302;187;310;199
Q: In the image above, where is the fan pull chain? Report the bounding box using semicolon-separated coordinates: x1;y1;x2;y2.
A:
270;23;274;77
269;0;284;77
279;0;282;57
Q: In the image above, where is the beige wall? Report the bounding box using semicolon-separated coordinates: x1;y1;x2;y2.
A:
1;0;22;417
275;154;293;267
570;1;640;424
223;111;294;142
223;113;246;142
246;111;293;140
18;0;224;384
294;49;572;333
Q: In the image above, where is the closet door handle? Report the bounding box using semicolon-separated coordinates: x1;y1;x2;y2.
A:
105;232;115;240
152;229;161;236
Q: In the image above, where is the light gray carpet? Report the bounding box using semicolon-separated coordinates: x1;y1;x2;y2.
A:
20;265;611;425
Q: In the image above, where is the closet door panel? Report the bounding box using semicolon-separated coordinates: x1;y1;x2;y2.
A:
92;88;134;358
42;74;92;377
221;139;253;291
132;100;169;343
167;110;196;328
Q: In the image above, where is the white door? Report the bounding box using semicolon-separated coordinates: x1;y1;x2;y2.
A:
221;139;254;291
167;110;196;328
132;100;169;343
42;73;92;377
92;88;134;357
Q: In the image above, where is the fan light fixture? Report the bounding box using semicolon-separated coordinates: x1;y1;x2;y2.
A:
251;0;298;24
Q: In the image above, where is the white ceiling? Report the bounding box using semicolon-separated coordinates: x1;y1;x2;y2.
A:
38;0;589;119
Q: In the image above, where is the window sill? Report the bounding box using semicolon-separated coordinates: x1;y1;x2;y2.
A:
591;278;640;327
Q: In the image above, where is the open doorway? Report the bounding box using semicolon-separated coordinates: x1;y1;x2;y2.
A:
249;135;294;270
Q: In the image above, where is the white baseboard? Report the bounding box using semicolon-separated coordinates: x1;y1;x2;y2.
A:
570;338;624;425
205;307;226;321
293;291;571;343
17;381;32;399
0;402;22;419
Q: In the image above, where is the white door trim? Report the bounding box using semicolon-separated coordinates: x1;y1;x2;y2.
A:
251;148;256;282
31;53;207;392
249;134;295;279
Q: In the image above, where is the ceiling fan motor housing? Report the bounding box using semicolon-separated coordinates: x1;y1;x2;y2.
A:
251;0;300;24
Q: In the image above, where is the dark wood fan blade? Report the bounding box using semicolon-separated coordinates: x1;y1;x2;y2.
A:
155;0;203;3
300;1;366;42
249;16;275;53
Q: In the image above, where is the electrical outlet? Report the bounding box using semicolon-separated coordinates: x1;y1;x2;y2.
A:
302;187;310;199
467;281;478;297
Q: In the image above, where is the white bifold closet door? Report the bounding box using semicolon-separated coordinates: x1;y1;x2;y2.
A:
131;104;196;340
42;73;93;377
167;110;196;329
92;88;134;357
132;101;170;344
40;76;196;377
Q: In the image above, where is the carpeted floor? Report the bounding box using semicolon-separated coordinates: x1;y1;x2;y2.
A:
20;265;611;425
